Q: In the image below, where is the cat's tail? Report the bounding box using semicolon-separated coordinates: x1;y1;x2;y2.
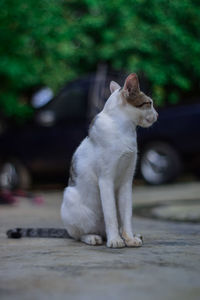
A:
6;228;71;239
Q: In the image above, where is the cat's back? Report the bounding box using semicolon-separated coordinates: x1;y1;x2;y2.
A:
71;112;115;175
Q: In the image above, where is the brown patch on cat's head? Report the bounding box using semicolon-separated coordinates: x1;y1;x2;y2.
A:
121;73;152;109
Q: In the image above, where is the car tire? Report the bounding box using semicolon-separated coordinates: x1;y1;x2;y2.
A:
139;142;182;185
0;160;31;190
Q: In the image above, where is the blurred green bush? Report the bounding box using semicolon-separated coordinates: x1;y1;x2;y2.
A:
0;0;200;120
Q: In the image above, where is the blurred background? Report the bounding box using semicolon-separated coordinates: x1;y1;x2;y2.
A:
0;0;200;191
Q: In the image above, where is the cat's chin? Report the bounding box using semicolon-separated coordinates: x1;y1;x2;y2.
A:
139;114;157;128
138;119;154;128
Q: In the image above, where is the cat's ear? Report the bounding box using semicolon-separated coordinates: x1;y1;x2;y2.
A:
110;81;121;94
123;73;140;98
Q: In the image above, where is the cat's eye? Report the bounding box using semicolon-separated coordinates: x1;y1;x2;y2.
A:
136;101;152;108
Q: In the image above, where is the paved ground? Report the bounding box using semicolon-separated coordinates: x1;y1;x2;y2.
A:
0;182;200;300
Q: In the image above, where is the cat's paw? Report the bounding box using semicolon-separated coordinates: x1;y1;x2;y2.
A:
81;234;103;245
107;236;125;248
124;236;143;247
122;232;143;247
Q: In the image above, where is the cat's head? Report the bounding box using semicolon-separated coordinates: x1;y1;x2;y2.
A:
110;73;158;127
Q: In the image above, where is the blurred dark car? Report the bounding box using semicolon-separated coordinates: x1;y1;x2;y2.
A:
137;102;200;184
0;70;200;188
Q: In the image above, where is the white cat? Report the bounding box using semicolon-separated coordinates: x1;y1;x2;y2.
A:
61;73;158;248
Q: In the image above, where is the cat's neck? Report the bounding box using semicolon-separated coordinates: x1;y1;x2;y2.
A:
114;109;136;134
103;103;137;136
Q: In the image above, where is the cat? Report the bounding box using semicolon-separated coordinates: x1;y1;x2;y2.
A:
61;73;158;248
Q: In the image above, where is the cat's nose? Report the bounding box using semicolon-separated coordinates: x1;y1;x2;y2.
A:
152;111;158;123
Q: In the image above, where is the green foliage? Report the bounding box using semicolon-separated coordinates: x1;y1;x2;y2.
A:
0;0;76;120
1;0;200;120
66;0;200;106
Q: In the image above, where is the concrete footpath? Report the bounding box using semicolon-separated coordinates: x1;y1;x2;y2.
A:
0;182;200;300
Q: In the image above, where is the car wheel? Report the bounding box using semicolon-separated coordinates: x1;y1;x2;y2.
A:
140;142;182;185
0;160;31;190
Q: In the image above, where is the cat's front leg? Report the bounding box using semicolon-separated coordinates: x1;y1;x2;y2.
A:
99;178;125;248
118;182;142;247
